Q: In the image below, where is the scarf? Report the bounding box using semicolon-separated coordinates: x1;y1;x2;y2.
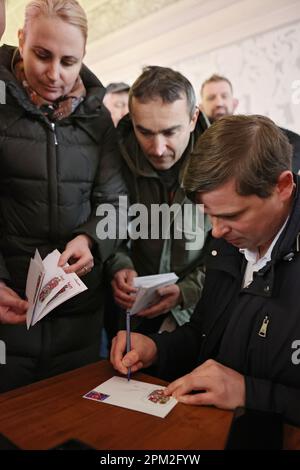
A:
13;52;86;121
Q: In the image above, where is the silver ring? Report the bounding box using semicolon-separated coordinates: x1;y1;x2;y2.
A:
83;266;88;273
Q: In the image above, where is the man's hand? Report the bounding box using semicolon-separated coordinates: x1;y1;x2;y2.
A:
165;359;245;410
58;234;94;277
111;269;138;310
136;284;182;319
0;284;28;324
110;330;158;375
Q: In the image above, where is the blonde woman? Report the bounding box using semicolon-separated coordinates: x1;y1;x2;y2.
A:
0;0;126;391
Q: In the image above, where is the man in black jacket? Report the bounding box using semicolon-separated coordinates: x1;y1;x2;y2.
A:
199;74;300;174
111;115;300;426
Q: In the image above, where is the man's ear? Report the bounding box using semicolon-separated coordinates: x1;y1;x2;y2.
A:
233;98;239;112
277;171;294;201
190;105;199;131
18;29;25;57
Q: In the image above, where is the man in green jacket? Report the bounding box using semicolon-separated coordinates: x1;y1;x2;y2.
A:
107;66;210;335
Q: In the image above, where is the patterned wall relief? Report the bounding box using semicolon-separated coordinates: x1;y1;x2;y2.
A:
173;21;300;133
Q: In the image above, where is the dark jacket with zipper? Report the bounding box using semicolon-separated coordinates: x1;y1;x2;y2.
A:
153;175;300;426
0;45;127;391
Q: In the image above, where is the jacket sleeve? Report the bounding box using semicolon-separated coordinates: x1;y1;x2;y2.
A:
0;252;10;282
177;265;206;309
105;242;136;278
148;323;200;381
177;226;211;311
245;376;300;426
73;122;128;263
148;303;205;381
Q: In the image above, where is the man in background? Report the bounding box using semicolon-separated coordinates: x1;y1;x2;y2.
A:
103;82;130;127
200;73;300;174
200;74;238;123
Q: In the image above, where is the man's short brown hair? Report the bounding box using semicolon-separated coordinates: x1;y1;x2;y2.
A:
129;65;196;119
182;115;293;199
200;74;233;96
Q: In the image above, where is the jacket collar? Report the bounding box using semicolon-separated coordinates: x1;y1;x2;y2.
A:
271;174;300;260
245;174;300;297
206;175;300;297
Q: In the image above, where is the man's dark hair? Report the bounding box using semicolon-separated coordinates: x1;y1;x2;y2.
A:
183;115;293;199
129;65;196;118
200;74;233;96
105;82;130;94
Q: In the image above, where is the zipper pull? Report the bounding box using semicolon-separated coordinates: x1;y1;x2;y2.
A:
51;122;58;145
258;315;269;338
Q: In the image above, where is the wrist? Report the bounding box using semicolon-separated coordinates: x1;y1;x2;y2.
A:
77;234;93;249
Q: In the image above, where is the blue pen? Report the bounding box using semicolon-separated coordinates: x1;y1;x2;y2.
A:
126;310;131;381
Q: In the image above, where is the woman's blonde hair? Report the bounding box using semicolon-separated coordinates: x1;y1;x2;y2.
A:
23;0;87;44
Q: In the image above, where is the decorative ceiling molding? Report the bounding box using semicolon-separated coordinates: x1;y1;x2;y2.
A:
84;0;300;84
1;0;181;46
86;0;182;42
85;0;239;63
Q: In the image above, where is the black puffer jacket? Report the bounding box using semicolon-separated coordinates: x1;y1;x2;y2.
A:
0;45;127;391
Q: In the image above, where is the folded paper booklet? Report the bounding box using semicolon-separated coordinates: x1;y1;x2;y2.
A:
130;272;179;315
83;376;177;418
26;249;87;329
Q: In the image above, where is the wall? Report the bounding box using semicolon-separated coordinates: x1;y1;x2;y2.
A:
173;20;300;132
85;0;300;132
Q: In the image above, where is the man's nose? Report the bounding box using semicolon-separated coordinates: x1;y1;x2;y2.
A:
150;135;167;156
211;217;230;238
215;95;224;107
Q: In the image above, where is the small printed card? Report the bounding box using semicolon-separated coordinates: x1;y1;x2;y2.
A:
83;376;177;418
26;249;87;329
130;272;179;316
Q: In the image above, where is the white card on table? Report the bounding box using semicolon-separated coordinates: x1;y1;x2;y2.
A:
83;376;177;418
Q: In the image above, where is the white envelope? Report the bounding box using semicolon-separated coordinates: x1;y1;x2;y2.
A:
83;376;177;418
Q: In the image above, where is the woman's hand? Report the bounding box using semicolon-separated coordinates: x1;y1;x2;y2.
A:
0;283;28;324
58;234;94;277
